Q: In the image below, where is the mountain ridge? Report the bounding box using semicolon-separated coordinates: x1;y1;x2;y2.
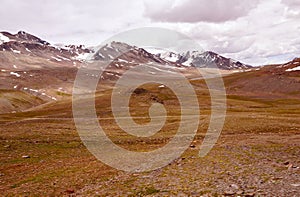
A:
1;30;251;70
0;30;299;113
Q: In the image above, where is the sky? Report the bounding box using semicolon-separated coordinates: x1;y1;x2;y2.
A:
0;0;300;66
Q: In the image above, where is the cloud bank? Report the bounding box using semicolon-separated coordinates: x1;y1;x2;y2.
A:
144;0;260;23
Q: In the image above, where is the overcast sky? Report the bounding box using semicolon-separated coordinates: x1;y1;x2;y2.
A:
1;0;300;66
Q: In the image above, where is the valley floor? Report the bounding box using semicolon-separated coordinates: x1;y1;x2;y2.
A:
0;93;299;196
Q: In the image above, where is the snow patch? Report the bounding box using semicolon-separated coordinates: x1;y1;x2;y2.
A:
75;53;90;61
165;55;178;62
118;58;129;63
106;43;113;49
182;58;193;66
0;33;10;44
57;55;71;61
97;52;105;59
286;66;300;71
145;48;167;55
29;88;39;93
51;56;62;62
10;71;20;77
160;52;179;62
12;49;21;54
106;72;114;76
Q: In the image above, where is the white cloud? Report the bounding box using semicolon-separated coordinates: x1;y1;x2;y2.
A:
153;0;300;65
0;0;147;45
144;0;260;23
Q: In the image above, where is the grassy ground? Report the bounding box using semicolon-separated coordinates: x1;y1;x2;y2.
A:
0;82;299;196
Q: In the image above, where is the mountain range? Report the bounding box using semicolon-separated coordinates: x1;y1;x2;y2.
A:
0;31;251;70
0;31;299;114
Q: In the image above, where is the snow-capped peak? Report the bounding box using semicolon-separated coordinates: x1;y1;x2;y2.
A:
148;49;251;70
0;33;10;44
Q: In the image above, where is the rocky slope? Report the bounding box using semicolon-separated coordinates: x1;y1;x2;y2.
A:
0;30;299;113
155;50;252;70
225;58;300;98
0;31;93;68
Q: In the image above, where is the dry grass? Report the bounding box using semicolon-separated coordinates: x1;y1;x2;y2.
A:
0;80;299;196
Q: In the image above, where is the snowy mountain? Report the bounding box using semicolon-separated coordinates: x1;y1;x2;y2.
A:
91;42;251;70
92;41;169;65
0;31;93;64
155;50;251;70
0;31;251;70
0;30;299;113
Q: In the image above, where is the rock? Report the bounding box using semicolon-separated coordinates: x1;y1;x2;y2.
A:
236;190;244;195
291;183;300;187
230;184;239;190
133;88;147;94
4;145;10;148
65;188;75;194
245;192;255;197
224;190;235;196
287;163;299;170
22;155;30;158
283;160;290;165
190;144;196;148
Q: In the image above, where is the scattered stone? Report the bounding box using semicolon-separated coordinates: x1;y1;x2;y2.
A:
224;190;235;196
133;88;147;94
65;188;75;194
22;155;30;159
236;190;244;195
245;192;255;197
283;160;290;165
4;145;10;148
287;163;299;170
230;184;239;190
190;144;196;148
